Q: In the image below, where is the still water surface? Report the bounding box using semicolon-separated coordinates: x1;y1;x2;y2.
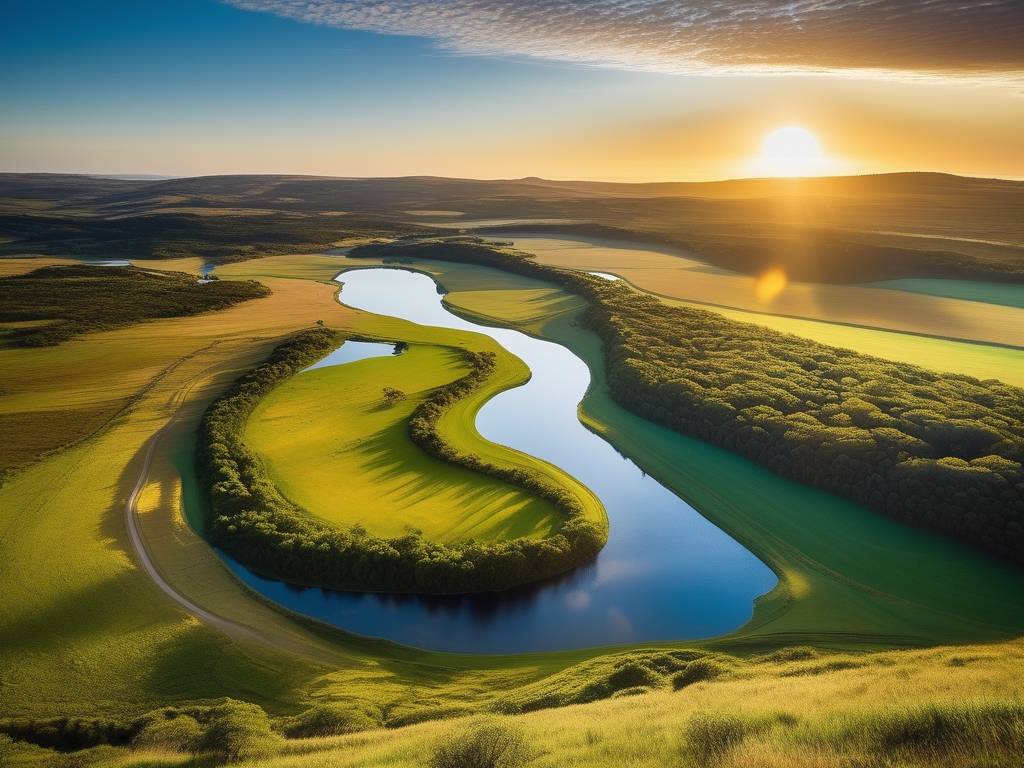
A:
225;267;776;652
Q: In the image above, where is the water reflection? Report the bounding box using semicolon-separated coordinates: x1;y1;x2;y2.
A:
225;267;776;652
305;339;397;371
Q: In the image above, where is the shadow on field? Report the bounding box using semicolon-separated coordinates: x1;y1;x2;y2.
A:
140;623;306;706
0;570;144;652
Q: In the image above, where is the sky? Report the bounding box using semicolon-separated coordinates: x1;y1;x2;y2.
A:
2;0;1023;181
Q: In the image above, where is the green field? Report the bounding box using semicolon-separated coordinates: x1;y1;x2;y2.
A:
441;270;1024;646
869;277;1024;309
3;251;1024;768
498;234;1024;350
246;344;563;543
662;296;1024;388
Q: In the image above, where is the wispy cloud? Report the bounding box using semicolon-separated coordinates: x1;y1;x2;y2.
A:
226;1;1024;80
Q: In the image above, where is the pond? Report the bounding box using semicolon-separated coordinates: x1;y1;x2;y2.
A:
224;267;777;652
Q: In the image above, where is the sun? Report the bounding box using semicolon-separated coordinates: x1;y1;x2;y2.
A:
754;126;830;177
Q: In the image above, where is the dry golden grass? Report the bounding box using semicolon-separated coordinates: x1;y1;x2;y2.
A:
511;235;1024;349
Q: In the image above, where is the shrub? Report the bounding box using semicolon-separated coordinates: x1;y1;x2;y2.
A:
839;700;1024;754
281;703;382;738
0;716;133;751
430;720;535;768
683;712;772;764
198;700;281;763
606;661;661;692
382;386;407;406
758;646;819;663
672;659;729;690
132;714;202;753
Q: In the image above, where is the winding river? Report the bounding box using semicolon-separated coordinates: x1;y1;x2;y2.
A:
224;267;776;653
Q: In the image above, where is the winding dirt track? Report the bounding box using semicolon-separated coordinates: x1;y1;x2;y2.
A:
124;428;265;644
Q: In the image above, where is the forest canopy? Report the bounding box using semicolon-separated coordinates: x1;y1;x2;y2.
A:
0;264;269;346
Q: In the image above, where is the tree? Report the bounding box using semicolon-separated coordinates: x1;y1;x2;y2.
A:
382;387;407;406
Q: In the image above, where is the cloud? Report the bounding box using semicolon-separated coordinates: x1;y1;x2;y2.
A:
226;1;1024;79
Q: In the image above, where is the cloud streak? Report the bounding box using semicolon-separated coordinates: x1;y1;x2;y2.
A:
227;1;1024;79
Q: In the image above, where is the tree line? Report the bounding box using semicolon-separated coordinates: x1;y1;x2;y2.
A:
197;328;605;594
0;264;269;346
348;241;1024;566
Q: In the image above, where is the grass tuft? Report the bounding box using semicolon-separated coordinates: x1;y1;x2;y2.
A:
672;658;730;690
833;700;1024;755
280;703;383;738
430;719;536;768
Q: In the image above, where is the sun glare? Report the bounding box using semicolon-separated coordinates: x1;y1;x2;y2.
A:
755;267;788;303
754;126;832;177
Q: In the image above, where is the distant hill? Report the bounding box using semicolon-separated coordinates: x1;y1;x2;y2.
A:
1;172;1021;282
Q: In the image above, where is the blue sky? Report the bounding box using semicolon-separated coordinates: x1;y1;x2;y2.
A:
2;0;1022;180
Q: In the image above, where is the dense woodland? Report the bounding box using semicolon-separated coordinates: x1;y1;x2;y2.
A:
0;265;269;346
350;241;1024;566
0;212;420;263
198;329;604;594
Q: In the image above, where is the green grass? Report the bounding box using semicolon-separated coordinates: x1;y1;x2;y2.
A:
663;296;1024;387
442;272;1024;646
496;233;1024;353
2;252;1023;766
245;343;563;543
7;641;1024;767
869;277;1024;309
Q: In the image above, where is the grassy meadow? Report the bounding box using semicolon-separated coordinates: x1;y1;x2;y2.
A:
5;640;1024;767
246;344;564;543
869;277;1024;308
2;249;1024;768
501;234;1024;349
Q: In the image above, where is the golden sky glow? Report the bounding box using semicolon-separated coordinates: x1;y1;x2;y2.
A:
2;3;1023;181
748;126;836;178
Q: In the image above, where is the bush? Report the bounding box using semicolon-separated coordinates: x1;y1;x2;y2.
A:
839;700;1024;754
0;716;134;752
683;712;771;764
610;686;651;698
606;661;660;692
131;714;202;753
382;386;407;406
198;700;281;763
757;646;819;663
672;659;729;690
430;720;535;768
281;703;382;738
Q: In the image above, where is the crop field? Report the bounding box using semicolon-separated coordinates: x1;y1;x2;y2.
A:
502;234;1024;349
869;277;1024;308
